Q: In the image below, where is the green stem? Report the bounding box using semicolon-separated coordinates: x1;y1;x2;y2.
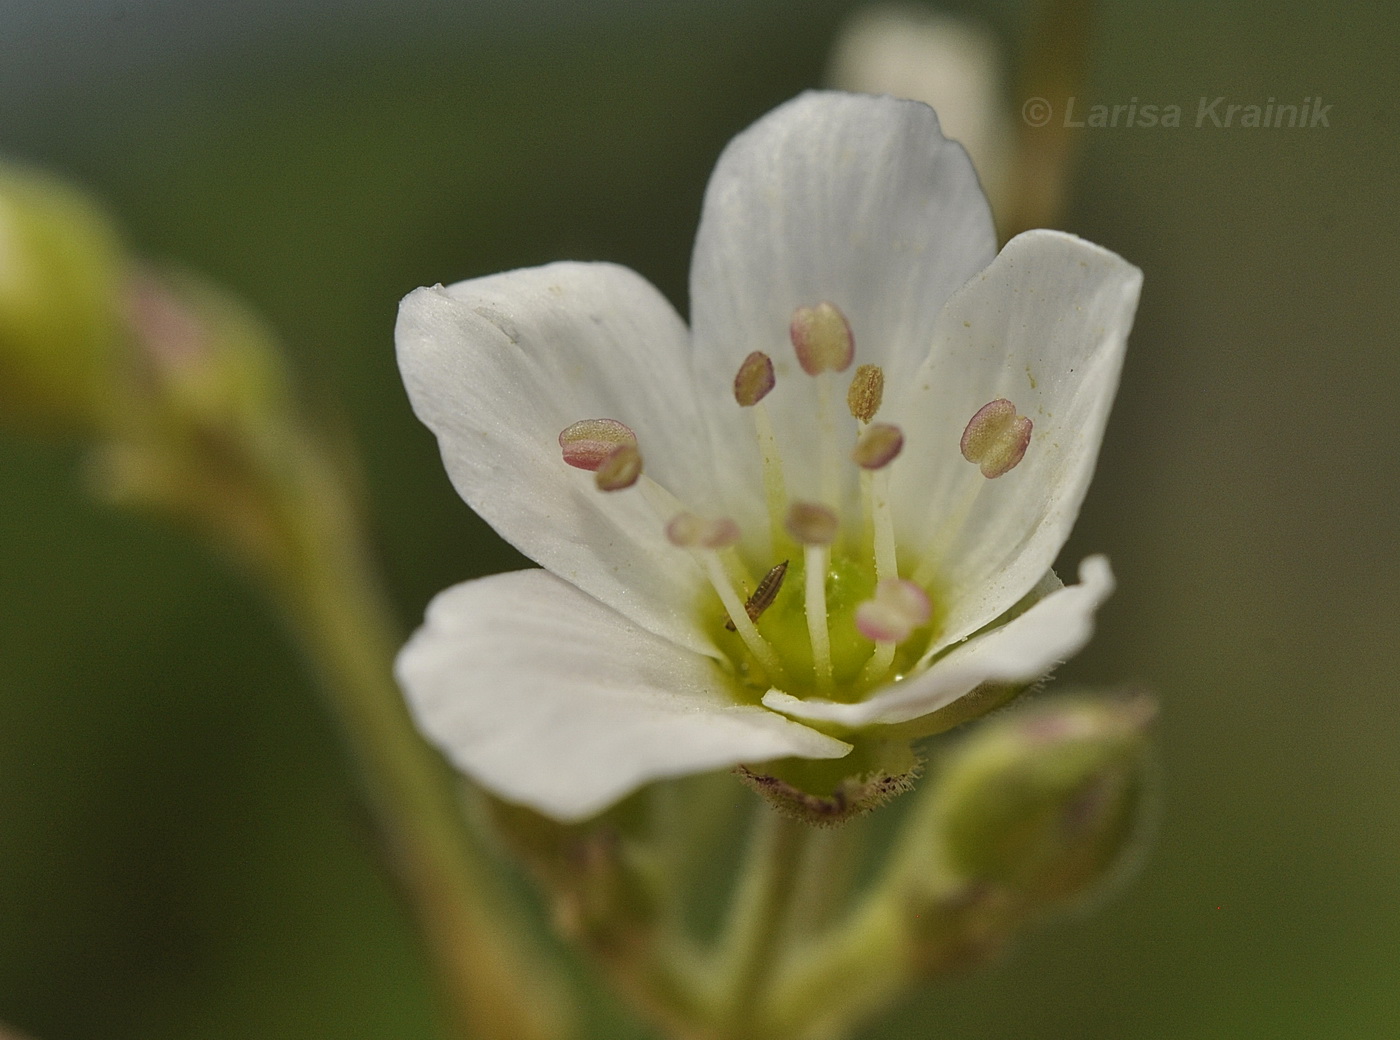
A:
262;450;573;1040
710;808;810;1039
760;774;1028;1040
761;900;909;1040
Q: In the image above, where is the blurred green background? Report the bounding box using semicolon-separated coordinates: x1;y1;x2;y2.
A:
2;0;1397;1037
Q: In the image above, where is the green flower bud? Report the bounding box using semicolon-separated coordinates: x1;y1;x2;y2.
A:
119;268;292;437
484;795;661;950
0;164;126;433
92;269;304;568
933;694;1154;904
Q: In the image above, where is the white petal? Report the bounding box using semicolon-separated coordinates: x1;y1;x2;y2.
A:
397;262;720;656
399;570;852;822
688;91;997;523
887;230;1141;649
763;556;1113;728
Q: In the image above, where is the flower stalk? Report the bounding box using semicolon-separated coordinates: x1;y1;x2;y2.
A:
260;450;573;1040
710;809;811;1036
101;295;580;1040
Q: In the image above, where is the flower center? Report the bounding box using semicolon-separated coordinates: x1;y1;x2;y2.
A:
558;302;1033;704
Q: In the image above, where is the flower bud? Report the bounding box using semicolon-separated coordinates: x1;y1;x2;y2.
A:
92;269;301;564
0;164;127;433
120;268;293;439
932;695;1154;904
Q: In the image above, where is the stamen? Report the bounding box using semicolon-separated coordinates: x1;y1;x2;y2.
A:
850;422;901;584
911;400;1031;585
785;502;837;687
802;547;833;686
861;466;897;582
960;398;1033;478
817;372;840;509
666;512;741;550
784;501;838;546
701;553;787;685
594;443;642;491
855;579;931;643
791;303;854;510
857;579;932;683
648;493;779;680
559;418;636;471
732;352;789;549
790;302;854;375
751;404;790;548
637;474;686;518
644;478;752;591
733;351;775;406
847;364;884;423
852;423;903;470
816;372;841;510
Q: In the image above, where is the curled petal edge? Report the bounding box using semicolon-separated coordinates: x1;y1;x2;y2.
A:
763;556;1115;729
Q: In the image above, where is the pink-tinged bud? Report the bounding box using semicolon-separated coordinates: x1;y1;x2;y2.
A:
559;418;637;471
855;579;932;643
934;695;1155;903
125;271;209;370
789;301;854;376
665;512;740;549
594;443;642;491
960;399;1032;478
852;422;904;470
784;501;839;545
733;350;776;407
846;363;884;422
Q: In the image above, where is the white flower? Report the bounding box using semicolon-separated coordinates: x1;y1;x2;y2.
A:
395;92;1141;823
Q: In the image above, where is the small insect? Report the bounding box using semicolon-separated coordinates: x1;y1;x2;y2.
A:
725;560;789;631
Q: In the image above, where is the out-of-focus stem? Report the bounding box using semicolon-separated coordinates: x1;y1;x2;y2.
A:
258;444;573;1040
710;809;810;1039
1004;0;1095;238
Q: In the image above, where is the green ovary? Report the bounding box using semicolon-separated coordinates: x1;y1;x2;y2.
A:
707;550;942;704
